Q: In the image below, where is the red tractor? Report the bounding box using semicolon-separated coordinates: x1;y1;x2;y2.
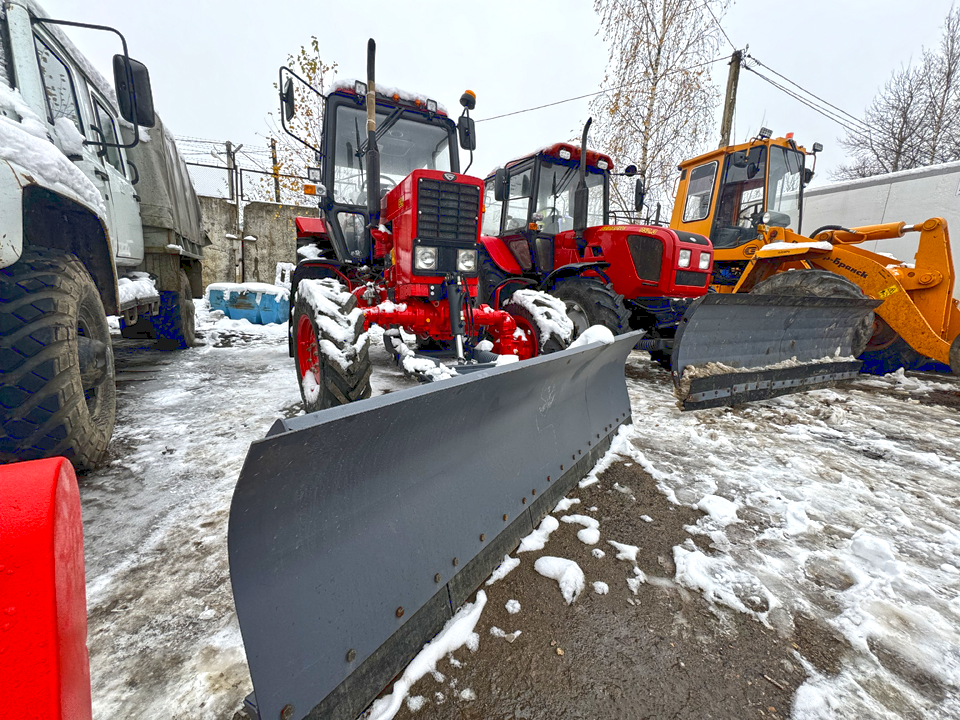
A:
283;41;572;411
478;120;713;360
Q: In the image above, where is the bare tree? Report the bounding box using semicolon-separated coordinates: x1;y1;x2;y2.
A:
836;6;960;179
590;0;728;217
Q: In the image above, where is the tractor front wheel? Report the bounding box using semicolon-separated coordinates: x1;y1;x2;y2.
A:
293;278;372;413
502;289;573;357
549;277;630;339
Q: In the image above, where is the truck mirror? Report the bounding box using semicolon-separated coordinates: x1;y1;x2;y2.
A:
731;150;748;168
458;116;476;151
282;77;296;122
623;164;638;177
494;167;506;202
803;168;815;186
112;55;155;128
634;177;646;212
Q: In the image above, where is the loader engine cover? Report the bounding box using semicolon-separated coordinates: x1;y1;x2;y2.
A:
228;331;641;720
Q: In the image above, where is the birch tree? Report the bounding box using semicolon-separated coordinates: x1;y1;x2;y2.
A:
590;0;728;217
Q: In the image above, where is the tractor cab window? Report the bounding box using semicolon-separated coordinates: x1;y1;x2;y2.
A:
711;145;767;249
681;161;718;223
503;168;532;234
481;179;502;236
331;103;453;206
535;158;605;234
766;146;804;231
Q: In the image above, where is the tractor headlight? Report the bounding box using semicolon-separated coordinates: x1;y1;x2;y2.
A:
426;98;438;113
414;245;438;271
678;249;692;268
457;249;478;272
698;251;711;270
761;211;772;225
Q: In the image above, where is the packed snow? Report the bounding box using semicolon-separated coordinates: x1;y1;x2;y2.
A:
117;272;159;306
560;514;601;545
504;599;521;615
484;554;520;586
297;278;369;372
552;497;581;514
517;515;560;553
533;556;586;605
507;289;574;346
569;324;616;348
593;581;609;595
762;240;834;251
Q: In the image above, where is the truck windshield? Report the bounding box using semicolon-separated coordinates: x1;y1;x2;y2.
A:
332;103;452;205
535;158;605;234
766;146;804;230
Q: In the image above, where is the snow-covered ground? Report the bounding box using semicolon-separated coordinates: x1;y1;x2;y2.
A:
83;310;960;719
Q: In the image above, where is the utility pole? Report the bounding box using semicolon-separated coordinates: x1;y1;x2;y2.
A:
718;50;742;149
270;138;281;203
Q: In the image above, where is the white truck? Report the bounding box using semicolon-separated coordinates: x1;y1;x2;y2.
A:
0;1;207;469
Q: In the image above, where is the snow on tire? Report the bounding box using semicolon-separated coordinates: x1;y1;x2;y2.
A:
0;248;116;470
503;289;574;354
293;278;372;412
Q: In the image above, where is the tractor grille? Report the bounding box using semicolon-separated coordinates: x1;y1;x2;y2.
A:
675;270;709;287
417;179;480;243
626;234;663;282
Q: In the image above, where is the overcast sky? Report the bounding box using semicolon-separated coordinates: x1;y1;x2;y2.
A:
40;0;956;188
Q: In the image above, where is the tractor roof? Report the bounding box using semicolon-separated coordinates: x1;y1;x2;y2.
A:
488;143;615;179
329;78;449;116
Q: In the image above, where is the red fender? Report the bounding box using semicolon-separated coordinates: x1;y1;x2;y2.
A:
294;216;328;239
0;457;91;720
479;235;523;274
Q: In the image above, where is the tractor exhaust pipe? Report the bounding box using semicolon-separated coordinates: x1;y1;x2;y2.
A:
366;38;380;227
573;117;591;236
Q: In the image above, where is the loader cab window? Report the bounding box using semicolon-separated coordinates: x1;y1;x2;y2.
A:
711;145;767;249
330;102;454;206
766;147;804;231
34;35;82;132
681;161;718;223
481;179;503;236
535;158;605;234
503;167;532;234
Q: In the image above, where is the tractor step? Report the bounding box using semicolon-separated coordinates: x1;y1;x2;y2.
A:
229;331;642;720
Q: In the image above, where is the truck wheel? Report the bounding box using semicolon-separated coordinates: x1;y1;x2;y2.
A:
0;248;116;470
750;270;874;356
154;268;195;350
549;277;630;338
293;279;372;413
502;290;573;356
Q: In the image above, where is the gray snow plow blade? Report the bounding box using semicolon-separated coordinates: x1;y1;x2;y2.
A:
229;331;641;720
673;294;881;411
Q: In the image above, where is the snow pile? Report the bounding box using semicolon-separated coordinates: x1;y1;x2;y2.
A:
608;540;640;566
368;591;487;720
762;240;833;252
394;341;459;382
517;515;560;553
593;581;609;595
553;497;581;514
297;279;368;372
485;555;520;586
561;514;600;545
297;243;323;259
0;84;104;211
695;494;739;526
534;557;585;605
505;599;521;614
591;548;605;559
118;272;159;306
274;262;296;289
508;290;574;346
53;117;85;156
569;325;616;349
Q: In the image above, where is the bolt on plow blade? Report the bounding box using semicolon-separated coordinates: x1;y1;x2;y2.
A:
672;294;881;411
229;331;642;720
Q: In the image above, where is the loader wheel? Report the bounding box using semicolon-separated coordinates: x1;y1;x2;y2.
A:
293;278;372;413
0;248;116;470
502;290;572;357
857;317;951;375
549;277;630;339
154;269;196;350
750;270;874;356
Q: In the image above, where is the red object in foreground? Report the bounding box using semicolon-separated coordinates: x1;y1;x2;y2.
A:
0;457;91;720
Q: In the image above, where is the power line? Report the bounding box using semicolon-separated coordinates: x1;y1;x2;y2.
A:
702;1;736;53
476;55;728;123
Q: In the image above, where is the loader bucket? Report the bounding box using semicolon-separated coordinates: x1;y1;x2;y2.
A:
228;331;642;720
672;294;881;411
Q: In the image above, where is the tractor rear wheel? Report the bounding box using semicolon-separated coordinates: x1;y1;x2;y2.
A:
502;290;573;356
293;278;372;413
750;269;875;356
0;248;116;470
549;277;630;339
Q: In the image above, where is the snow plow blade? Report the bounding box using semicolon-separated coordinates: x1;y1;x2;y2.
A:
672;294;881;411
228;331;641;720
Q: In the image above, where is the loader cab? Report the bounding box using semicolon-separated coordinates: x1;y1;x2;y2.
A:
482;144;610;273
318;83;461;264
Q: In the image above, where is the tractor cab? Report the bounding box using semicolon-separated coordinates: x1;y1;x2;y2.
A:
671;132;820;288
481;143;610;274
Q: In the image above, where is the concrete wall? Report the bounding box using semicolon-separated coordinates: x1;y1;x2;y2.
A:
238;202;319;284
803;161;960;298
198;196;239;289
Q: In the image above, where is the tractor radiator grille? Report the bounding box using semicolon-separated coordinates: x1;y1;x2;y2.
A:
417;179;481;242
675;270;709;287
626;234;663;282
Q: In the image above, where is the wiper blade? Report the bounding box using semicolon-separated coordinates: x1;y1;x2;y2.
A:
358;107;404;156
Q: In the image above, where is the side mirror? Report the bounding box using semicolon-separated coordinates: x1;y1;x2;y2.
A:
282;77;296;122
623;164;638;177
731;150;748;169
634;177;646;212
494;167;507;202
802;168;815;186
746;162;760;179
112;55;155;128
573;186;588;233
457;115;476;151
